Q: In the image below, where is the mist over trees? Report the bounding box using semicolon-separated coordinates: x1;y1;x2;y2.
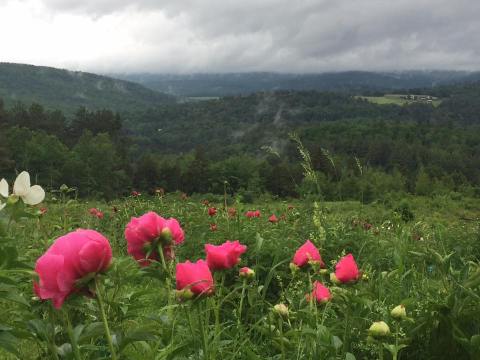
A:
1;81;480;200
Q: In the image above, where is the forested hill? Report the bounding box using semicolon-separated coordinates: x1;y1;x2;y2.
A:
1;72;480;199
115;71;480;97
127;83;480;155
0;63;174;113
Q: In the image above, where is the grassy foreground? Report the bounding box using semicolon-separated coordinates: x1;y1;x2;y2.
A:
1;192;480;359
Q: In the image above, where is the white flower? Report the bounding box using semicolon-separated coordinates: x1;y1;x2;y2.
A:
0;178;8;211
0;172;45;206
0;178;7;198
13;172;45;205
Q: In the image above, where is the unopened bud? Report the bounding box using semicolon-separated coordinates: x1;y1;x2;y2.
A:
368;321;390;338
160;228;173;246
289;262;299;273
390;305;407;320
7;195;19;205
330;273;340;284
176;288;194;301
239;267;255;279
273;303;289;317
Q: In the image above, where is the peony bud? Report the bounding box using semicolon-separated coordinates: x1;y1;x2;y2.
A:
273;303;289;317
368;321;391;338
330;273;341;284
239;267;255;279
160;227;173;245
390;305;407;320
175;288;194;301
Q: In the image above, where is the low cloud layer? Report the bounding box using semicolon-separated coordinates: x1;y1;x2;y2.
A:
1;0;479;73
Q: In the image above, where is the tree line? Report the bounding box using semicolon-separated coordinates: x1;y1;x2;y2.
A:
0;85;479;201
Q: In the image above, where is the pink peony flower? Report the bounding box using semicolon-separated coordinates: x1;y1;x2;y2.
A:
268;214;278;223
292;240;325;268
88;208;104;219
308;281;332;303
208;207;217;216
228;207;237;217
124;211;184;266
205;240;247;271
176;259;214;296
334;254;360;283
34;229;112;309
245;210;261;218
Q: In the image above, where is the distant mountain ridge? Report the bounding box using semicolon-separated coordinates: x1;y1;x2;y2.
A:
0;63;174;113
114;71;480;97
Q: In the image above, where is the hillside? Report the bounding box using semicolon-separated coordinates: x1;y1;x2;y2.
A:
0;63;174;113
114;71;480;97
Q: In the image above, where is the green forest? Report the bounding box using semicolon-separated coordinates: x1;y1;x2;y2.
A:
1;79;479;201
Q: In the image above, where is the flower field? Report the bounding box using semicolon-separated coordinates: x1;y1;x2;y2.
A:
1;174;480;359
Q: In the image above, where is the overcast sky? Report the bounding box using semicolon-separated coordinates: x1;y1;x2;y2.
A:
0;0;479;74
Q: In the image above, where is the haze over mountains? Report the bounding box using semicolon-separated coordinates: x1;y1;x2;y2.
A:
115;71;480;97
0;63;173;113
2;62;480;113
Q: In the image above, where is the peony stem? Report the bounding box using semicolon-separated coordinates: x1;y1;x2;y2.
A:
214;272;225;338
63;309;82;360
196;302;209;359
94;277;118;360
47;307;60;360
237;278;247;327
278;317;286;360
158;244;168;274
378;341;384;360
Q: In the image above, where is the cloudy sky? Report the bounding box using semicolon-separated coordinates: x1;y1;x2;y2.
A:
0;0;479;74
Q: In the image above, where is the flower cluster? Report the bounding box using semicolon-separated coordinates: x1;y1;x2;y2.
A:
124;211;184;266
289;240;361;305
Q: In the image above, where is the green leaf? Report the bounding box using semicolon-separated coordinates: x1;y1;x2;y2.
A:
346;352;356;360
119;328;157;352
0;330;20;356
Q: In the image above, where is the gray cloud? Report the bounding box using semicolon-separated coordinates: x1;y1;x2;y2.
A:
11;0;480;72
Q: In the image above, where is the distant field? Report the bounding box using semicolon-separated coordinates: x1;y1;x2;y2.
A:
357;94;442;106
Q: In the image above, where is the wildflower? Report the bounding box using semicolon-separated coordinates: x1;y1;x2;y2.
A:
205;240;247;271
176;260;214;297
210;223;218;231
131;190;141;197
292;240;325;268
34;229;112;309
208;207;217;216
